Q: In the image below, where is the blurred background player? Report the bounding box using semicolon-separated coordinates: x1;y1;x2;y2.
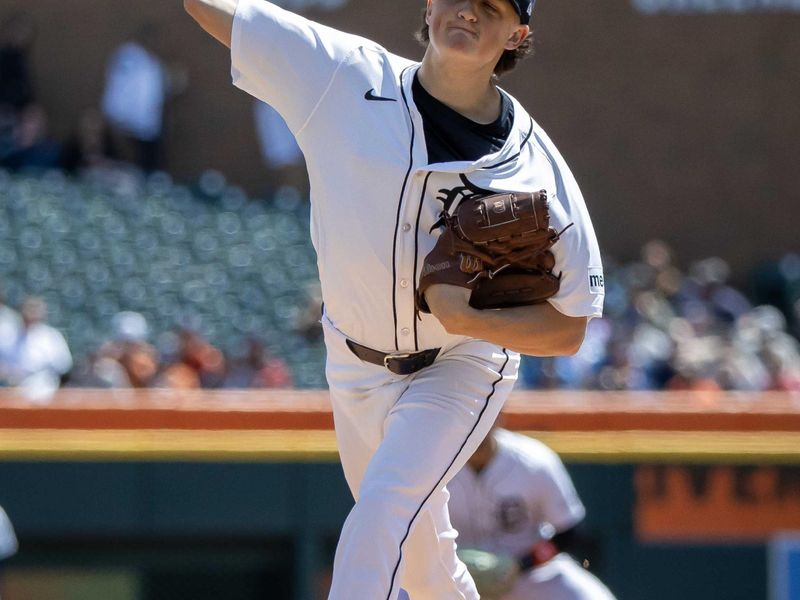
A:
0;505;17;600
446;427;617;600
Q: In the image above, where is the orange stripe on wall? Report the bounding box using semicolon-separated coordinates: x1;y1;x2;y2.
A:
1;390;799;432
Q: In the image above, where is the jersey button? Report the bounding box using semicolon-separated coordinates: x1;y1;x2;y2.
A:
400;279;409;288
402;223;411;232
401;328;410;336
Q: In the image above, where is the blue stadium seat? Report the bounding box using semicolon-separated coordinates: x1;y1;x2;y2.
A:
0;170;325;387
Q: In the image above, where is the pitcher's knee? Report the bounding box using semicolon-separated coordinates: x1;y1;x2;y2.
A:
353;484;417;525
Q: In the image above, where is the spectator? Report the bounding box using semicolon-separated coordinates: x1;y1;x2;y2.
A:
0;107;14;164
520;318;612;389
513;240;800;392
101;22;169;172
68;349;131;389
683;257;752;325
1;297;72;401
0;287;22;373
224;336;293;389
595;335;654;391
253;100;308;195
157;361;201;389
0;11;35;166
732;305;800;391
68;312;160;389
751;252;800;336
118;341;160;388
158;327;225;389
110;311;160;388
60;107;120;174
763;340;800;391
0;103;61;172
0;12;35;111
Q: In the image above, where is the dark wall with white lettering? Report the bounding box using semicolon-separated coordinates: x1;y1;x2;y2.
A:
7;0;799;277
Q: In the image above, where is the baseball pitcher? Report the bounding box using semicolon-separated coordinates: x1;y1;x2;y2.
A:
185;0;605;597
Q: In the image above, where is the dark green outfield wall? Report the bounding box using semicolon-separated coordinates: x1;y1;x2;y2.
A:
0;462;766;600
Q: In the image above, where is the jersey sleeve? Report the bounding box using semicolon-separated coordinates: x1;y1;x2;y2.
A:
532;446;586;533
532;125;605;319
231;0;362;134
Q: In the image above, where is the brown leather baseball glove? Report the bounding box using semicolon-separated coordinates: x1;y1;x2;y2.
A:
416;190;570;312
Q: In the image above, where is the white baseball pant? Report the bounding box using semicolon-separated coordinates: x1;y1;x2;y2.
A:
322;315;520;600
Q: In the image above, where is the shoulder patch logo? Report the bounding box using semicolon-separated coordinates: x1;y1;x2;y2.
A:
589;267;605;294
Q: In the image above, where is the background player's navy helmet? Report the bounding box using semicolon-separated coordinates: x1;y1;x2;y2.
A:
508;0;535;24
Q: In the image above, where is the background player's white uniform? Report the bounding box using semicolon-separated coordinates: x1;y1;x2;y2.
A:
447;429;617;600
230;2;604;598
0;505;17;600
0;506;16;562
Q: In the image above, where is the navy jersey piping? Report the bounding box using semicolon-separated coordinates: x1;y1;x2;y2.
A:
384;348;512;600
392;64;417;351
482;116;534;171
412;171;432;351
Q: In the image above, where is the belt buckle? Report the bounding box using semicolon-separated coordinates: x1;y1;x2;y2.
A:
383;352;412;369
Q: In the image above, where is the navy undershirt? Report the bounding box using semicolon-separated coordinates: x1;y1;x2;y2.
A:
412;73;514;164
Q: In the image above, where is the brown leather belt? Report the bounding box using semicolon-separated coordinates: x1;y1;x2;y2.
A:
345;339;441;375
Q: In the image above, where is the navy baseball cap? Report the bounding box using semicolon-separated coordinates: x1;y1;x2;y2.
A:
507;0;535;24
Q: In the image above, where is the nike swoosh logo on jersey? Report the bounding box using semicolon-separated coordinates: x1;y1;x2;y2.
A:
364;88;396;102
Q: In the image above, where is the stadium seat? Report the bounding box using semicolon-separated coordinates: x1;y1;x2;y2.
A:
0;169;325;387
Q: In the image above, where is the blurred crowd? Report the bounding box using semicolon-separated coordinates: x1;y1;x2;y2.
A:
521;242;800;392
0;293;294;399
71;310;294;391
2;240;799;398
0;13;175;176
1;11;798;399
0;11;305;193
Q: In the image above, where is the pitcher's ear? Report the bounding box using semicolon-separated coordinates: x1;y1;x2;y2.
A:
505;25;530;50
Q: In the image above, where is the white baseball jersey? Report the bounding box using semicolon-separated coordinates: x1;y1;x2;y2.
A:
447;430;618;600
232;0;604;353
230;2;604;598
448;429;585;557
